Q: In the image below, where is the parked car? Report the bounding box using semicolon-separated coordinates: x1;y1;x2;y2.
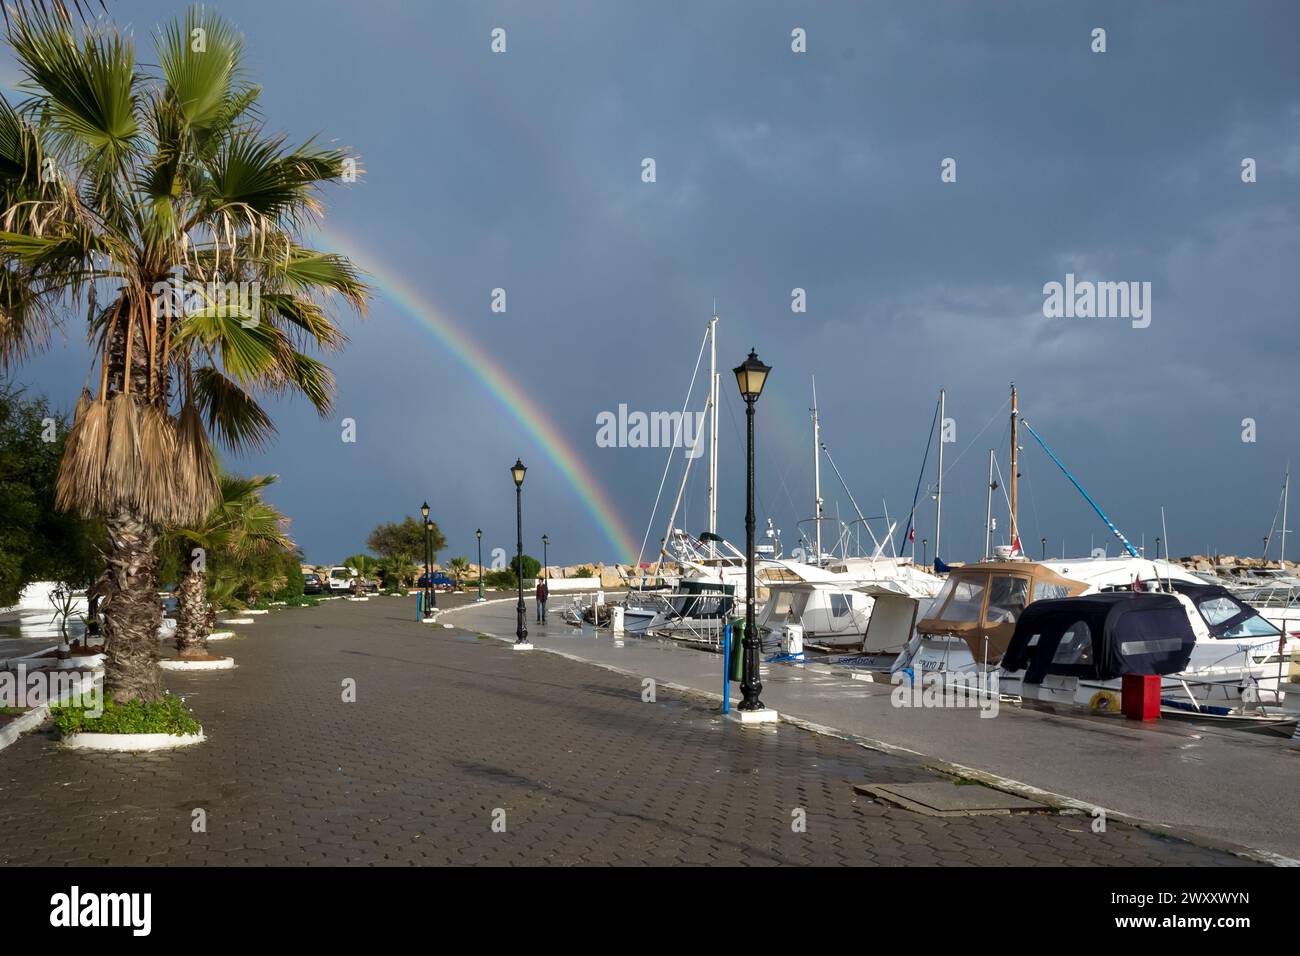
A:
303;573;323;595
327;566;355;593
418;572;456;591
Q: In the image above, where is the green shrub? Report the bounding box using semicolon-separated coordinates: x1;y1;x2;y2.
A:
52;694;201;736
282;594;319;607
273;561;306;600
483;569;517;589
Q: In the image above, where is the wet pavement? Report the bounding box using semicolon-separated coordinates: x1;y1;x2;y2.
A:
448;594;1300;861
0;595;1251;866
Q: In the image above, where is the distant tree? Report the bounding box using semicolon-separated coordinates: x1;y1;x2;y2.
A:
367;516;445;572
378;555;417;589
0;385;103;607
574;566;594;579
510;553;541;581
447;556;470;587
342;553;382;589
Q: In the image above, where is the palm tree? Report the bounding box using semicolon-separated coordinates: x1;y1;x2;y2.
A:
378;555;416;590
343;553;380;592
167;470;290;658
447;556;470;588
0;7;367;701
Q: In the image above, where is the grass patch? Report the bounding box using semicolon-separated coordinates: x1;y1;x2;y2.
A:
281;595;319;607
51;694;201;737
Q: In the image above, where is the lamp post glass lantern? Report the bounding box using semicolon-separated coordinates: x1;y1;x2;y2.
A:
512;459;528;644
732;349;770;712
476;528;484;602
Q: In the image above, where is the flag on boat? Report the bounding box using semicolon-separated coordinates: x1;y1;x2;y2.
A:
909;528;915;542
1010;535;1024;556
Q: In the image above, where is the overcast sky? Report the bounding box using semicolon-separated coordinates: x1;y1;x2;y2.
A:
5;0;1300;567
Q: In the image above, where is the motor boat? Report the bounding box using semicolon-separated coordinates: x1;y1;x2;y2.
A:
755;556;943;650
883;556;1296;719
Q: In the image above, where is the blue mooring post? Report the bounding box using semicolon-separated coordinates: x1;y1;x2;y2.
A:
722;623;731;714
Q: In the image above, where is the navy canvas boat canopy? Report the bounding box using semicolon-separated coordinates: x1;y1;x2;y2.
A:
1001;592;1196;682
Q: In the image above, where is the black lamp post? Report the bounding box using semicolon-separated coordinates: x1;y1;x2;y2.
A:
426;519;438;609
542;534;549;579
1041;537;1047;561
476;528;484;603
420;501;431;617
512;459;529;645
922;538;928;567
733;349;771;712
1155;537;1162;561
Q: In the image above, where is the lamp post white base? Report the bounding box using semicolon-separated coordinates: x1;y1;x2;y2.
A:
421;617;437;624
728;708;779;725
511;642;534;651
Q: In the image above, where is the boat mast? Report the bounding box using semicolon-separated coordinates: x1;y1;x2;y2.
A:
985;448;996;560
934;388;945;567
707;304;719;560
1009;382;1019;551
1282;466;1290;569
812;376;823;565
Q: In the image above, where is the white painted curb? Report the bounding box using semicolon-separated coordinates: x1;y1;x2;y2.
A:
0;707;51;750
61;731;206;751
221;617;254;624
160;657;235;671
207;631;235;641
246;609;270;615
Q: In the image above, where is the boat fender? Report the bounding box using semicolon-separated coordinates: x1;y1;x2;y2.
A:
1088;690;1120;713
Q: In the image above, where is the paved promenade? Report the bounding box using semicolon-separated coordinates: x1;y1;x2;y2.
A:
450;594;1300;862
0;596;1252;866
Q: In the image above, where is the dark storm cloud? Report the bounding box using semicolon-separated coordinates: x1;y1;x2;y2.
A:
5;0;1298;564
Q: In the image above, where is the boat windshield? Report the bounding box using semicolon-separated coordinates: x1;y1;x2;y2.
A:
986;575;1030;624
1192;592;1281;639
935;575;986;621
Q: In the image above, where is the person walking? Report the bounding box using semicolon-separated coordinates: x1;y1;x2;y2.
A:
535;577;548;622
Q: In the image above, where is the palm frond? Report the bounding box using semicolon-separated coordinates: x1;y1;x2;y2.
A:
191;365;275;450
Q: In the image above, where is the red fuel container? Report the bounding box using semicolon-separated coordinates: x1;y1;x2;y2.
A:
1121;673;1161;721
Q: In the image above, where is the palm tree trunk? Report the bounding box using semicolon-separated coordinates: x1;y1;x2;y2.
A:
101;508;164;703
174;552;209;659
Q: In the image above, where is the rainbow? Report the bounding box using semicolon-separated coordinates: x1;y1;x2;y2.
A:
317;227;641;563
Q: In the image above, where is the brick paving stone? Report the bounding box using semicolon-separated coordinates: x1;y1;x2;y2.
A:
0;597;1260;867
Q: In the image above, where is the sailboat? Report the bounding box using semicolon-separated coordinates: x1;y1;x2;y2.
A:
619;307;780;637
754;381;944;651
